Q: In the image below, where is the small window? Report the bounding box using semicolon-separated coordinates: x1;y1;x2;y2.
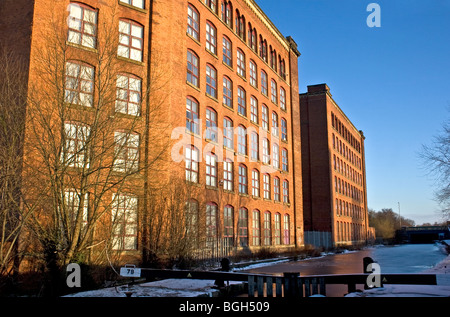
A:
262;138;270;165
261;104;269;131
281;118;288;141
65;61;94;107
282;148;288;172
252;209;260;246
272;112;279;137
62;122;90;168
206;64;217;98
185;145;199;183
272;143;279;169
222;36;232;67
238;208;248;246
237;48;246;78
273;177;280;202
283;214;290;244
280;87;286;110
205;0;218;13
187;4;200;40
238;164;248;194
261;70;268;96
187;50;199;87
237;125;247;155
221;1;233;27
250;132;259;161
186;97;199;135
223;205;234;245
111;193;138;250
263;211;271;246
271;79;278;104
205;152;217;187
223;159;233;191
223;117;234;149
252;169;260;197
206;202;218;246
118;19;144;62
237;86;246;116
223;76;233;108
206;21;217;55
249;60;257;87
116;73;141;116
250;96;258;123
263;174;270;200
67;3;97;49
114;131;140;173
205;107;218;142
120;0;144;9
283;180;289;203
274;213;281;245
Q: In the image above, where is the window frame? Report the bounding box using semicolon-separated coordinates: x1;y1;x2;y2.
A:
118;19;144;62
205;152;218;187
238;164;248;195
187;49;199;87
236;48;246;78
222;76;233;108
205;21;217;55
67;3;98;49
185;145;199;183
186;96;200;135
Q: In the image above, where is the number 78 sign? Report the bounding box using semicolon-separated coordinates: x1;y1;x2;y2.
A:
120;265;141;277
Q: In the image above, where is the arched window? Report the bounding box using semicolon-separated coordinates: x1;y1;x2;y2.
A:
185;145;199;183
261;70;268;95
281;148;288;172
222;36;232;67
271;79;278;104
283;214;290;244
118;19;144;62
252;209;261;246
120;0;144;9
272;111;279;137
185;199;199;242
238;164;248;194
223;75;233;107
249;60;257;87
274;213;281;245
262;138;270;164
223;117;234;149
251;169;260;197
280;87;286;110
237;86;246;116
206;202;218;246
116;73;142;116
205;0;218;13
282;180;289;203
237;125;247;155
186;96;199;134
223;159;233;191
238;207;248;246
221;1;233;27
65;60;94;107
205;152;217;187
205;107;217;142
250;95;258;123
273;177;280;201
206;64;217;98
187;49;199;87
263;174;270;199
261;104;269;130
272;143;279;169
237;48;246;78
67;3;97;49
223;205;234;245
187;4;200;40
263;211;271;246
206;21;217;54
250;131;259;161
281;117;287;141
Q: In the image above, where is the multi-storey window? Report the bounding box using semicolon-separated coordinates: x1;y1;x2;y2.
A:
281;118;287;141
206;21;217;54
280;87;286;110
120;0;145;9
274;213;281;245
111;193;138;250
64;189;88;231
237;125;247;155
114;131;140;173
187;50;199;87
206;202;218;247
250;132;259;161
65;61;94;107
248;25;257;51
250;96;258;123
283;214;290;244
271;79;277;104
272;112;279;137
237;86;246;116
223;76;233;107
282;180;289;203
116;73;141;116
237;49;246;78
273;177;280;201
206;152;218;187
238;207;248;246
251;169;260;197
252;209;260;246
223;205;234;245
223;117;234;149
282;148;288;172
238;164;248;194
262;138;270;164
67;3;97;49
221;1;233;27
185;145;199;183
205;0;218;13
118;19;144;62
261;104;269;130
249;60;257;87
263;174;270;200
222;36;232;67
63;122;90;168
186;97;199;134
235;10;245;40
261;70;268;95
223;159;233;191
187;4;200;40
272;143;279;169
263;211;271;246
205;107;218;142
206;64;217;98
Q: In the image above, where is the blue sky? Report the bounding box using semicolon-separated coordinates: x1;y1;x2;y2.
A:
256;0;450;225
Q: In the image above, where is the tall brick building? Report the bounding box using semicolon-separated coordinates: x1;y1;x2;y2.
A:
0;0;305;270
300;84;370;248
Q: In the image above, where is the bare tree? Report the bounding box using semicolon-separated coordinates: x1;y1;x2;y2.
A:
420;111;450;221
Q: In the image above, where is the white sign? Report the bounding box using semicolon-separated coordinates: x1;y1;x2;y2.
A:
120;266;141;278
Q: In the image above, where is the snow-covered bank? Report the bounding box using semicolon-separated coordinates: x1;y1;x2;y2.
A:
345;254;450;297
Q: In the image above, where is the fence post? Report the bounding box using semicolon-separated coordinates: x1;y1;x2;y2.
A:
248;275;255;297
283;272;300;297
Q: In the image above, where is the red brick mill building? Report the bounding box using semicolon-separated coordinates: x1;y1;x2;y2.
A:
0;0;371;276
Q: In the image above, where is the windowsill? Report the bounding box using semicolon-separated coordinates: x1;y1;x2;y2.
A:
118;1;147;13
222;103;234;112
239;193;249;198
206;93;219;103
237;112;248;120
113;111;142;119
237;73;247;82
65;102;95;111
263;198;272;202
186;81;201;92
116;55;145;66
66;41;98;54
252;195;261;200
222;61;234;72
206;185;219;191
187;33;201;46
205;48;219;60
185;129;202;139
185;180;202;188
